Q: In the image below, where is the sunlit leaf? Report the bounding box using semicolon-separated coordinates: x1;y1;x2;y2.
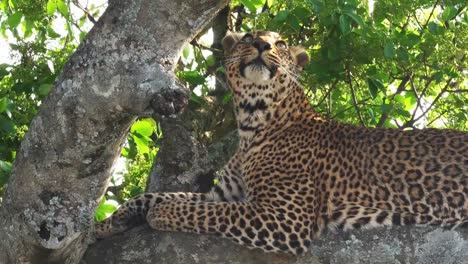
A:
240;0;260;13
46;0;57;15
7;12;22;28
47;26;60;38
178;70;206;86
57;0;69;17
133;134;150;154
182;45;191;59
131;119;156;137
441;6;457;21
0;98;7;113
95;198;117;221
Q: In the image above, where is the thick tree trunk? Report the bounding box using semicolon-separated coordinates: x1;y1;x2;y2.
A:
0;0;228;263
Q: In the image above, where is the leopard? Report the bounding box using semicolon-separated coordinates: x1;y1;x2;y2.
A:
95;31;468;255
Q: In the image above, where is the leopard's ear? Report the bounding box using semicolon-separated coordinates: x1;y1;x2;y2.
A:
289;46;310;69
222;32;244;54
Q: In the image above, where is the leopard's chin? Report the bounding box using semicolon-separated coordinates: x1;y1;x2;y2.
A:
240;58;278;83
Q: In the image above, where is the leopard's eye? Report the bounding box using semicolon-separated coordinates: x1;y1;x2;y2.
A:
276;41;287;49
242;34;254;43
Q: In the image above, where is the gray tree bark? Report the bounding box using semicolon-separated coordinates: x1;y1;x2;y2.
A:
0;0;229;263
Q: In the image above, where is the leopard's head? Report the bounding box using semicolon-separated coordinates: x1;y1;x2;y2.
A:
222;31;310;135
222;31;309;85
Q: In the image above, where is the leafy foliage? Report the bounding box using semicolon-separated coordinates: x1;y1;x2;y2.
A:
232;0;467;130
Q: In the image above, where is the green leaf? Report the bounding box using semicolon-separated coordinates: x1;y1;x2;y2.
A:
7;12;22;28
307;0;323;14
216;66;226;74
178;71;205;86
286;13;301;30
428;22;444;35
396;108;411;118
403;33;420;47
222;92;233;105
0;160;12;172
274;10;289;23
56;0;69;17
38;84;53;96
131;119;156;137
206;55;215;67
0;0;7;12
79;31;87;41
47;26;60;38
292;6;311;23
384;42;395;58
434;71;444;83
327;45;339;61
182;45;191;59
95;198;117;221
381;103;393;113
394;94;405;104
367;78;385;98
129;186;144;197
0;170;9;186
344;10;364;28
368;78;378;98
441;6;457;21
0;64;9;80
396;48;409;61
189;92;203;105
0;98;7;113
132;134;150;154
0;116;15;134
47;0;57;15
240;0;257;13
339;14;351;34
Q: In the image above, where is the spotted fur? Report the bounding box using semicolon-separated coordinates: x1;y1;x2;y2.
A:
95;31;468;254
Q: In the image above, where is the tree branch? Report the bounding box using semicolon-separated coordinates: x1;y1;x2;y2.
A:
376;75;410;128
401;77;453;129
346;69;365;126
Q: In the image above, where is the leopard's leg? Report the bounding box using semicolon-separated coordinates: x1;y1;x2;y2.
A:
95;152;246;238
146;201;314;255
95;192;209;238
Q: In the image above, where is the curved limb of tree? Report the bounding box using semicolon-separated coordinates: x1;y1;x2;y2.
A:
0;0;228;263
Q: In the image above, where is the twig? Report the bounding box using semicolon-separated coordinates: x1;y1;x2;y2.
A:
401;78;453;129
346;69;365;126
72;0;97;24
376;75;410;128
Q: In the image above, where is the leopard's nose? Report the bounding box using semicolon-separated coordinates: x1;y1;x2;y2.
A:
252;40;272;53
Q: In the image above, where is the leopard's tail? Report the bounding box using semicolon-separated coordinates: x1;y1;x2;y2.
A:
326;205;468;232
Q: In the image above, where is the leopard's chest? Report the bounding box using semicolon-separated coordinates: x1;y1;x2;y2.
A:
240;124;318;202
